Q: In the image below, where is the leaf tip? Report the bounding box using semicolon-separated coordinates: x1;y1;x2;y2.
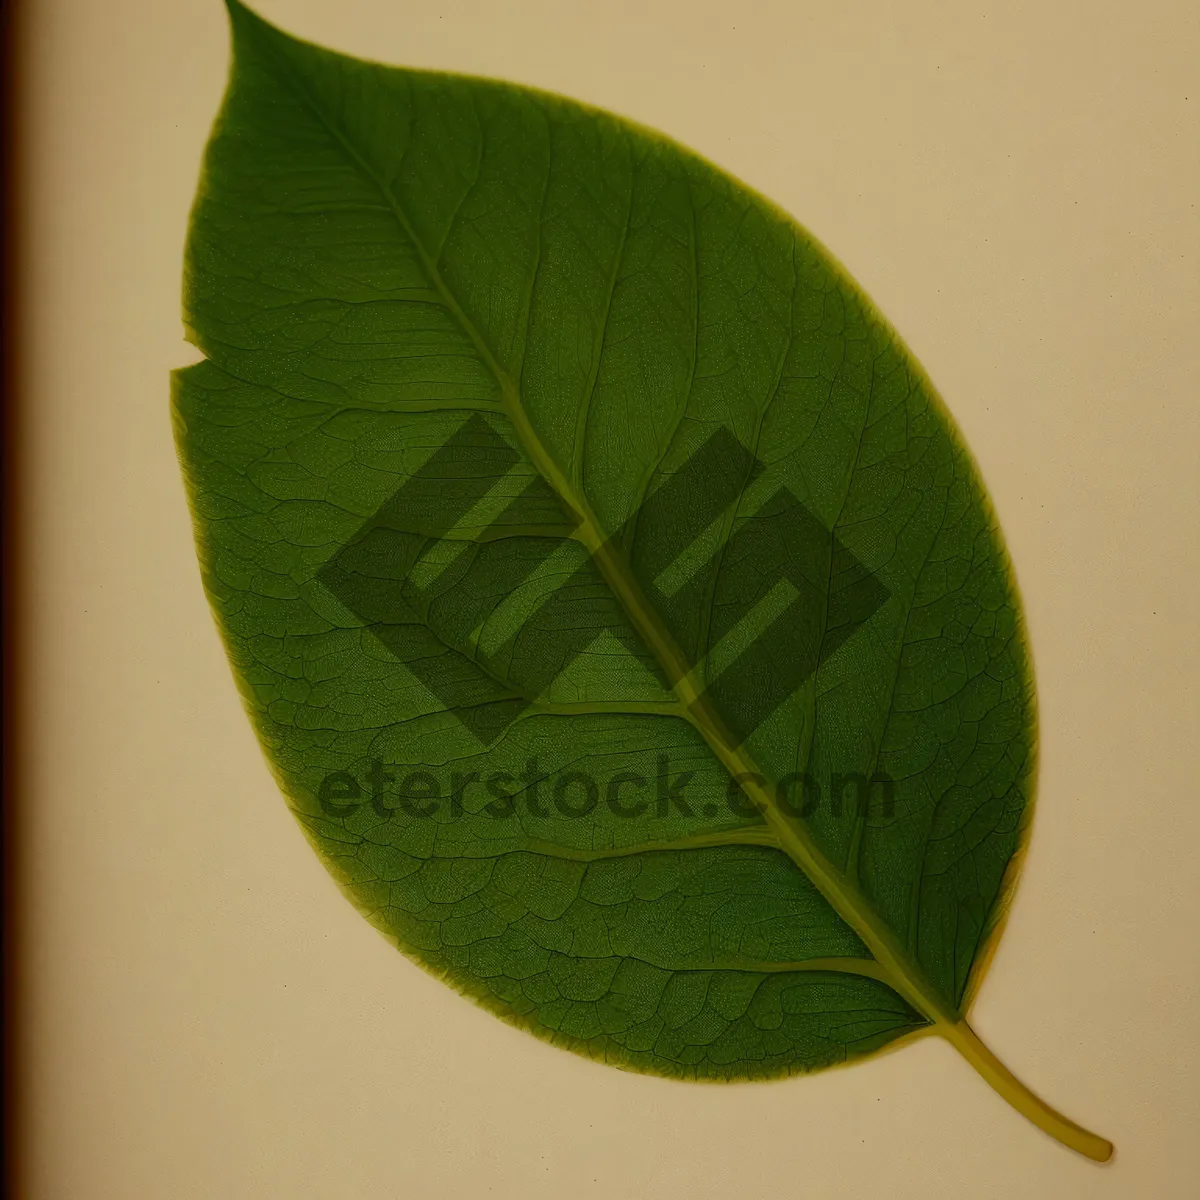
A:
221;0;273;39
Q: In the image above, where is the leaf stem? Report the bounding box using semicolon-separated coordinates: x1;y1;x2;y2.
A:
939;1019;1113;1162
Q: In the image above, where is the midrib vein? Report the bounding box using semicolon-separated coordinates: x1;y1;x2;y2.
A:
249;30;1113;1158
259;37;956;1027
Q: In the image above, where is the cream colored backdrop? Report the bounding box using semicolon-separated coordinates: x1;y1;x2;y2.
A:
18;1;1199;1195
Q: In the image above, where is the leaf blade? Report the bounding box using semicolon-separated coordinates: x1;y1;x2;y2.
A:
178;0;1042;1079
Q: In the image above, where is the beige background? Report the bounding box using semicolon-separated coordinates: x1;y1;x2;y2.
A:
17;0;1199;1195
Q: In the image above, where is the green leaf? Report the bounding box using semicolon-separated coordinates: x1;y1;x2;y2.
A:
173;0;1111;1159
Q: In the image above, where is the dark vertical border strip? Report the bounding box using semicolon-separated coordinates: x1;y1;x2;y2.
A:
3;0;29;1195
